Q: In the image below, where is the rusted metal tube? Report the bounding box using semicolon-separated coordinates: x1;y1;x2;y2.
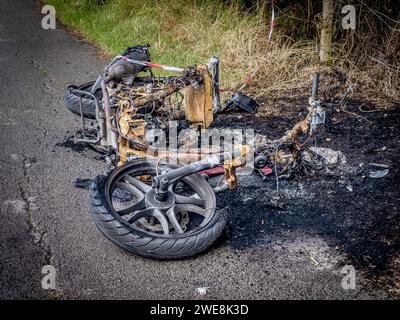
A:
132;82;188;107
101;80;119;134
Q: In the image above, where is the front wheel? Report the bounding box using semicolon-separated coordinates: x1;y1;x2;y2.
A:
89;158;228;260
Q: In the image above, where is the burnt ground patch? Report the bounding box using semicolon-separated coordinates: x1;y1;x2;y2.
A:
213;98;400;296
55;135;87;153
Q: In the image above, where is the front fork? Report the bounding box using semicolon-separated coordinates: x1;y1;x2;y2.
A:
151;145;250;196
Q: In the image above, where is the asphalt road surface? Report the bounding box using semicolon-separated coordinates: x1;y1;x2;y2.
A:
0;0;388;299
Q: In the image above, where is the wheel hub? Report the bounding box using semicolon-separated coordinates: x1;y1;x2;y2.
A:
145;189;175;211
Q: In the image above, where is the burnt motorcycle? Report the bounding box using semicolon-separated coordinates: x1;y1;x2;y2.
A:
64;45;328;259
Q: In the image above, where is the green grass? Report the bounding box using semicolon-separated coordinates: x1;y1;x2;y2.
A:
45;0;267;89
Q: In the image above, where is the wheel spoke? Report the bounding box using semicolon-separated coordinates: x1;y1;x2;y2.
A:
116;200;146;215
127;208;170;235
166;206;184;234
124;175;152;193
170;204;210;217
116;182;144;199
113;182;146;215
174;194;205;207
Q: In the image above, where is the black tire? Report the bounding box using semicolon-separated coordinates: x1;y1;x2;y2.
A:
64;81;102;119
88;160;229;260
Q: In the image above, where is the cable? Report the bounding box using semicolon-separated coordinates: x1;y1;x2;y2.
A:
273;142;281;191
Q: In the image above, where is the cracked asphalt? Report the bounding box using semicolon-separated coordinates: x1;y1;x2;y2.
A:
0;0;389;299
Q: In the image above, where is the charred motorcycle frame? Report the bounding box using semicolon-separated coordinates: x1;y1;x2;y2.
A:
64;45;328;259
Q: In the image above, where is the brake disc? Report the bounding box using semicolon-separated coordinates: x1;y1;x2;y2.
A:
138;211;190;233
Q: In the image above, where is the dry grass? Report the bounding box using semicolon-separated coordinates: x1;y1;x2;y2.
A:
46;0;399;108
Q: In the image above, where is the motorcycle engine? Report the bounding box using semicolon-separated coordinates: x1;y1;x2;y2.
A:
110;79;189;151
